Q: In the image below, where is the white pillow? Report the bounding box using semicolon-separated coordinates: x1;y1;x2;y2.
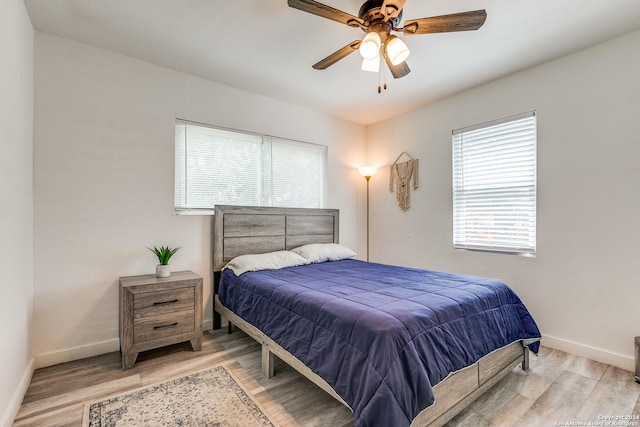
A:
223;250;309;276
290;243;356;264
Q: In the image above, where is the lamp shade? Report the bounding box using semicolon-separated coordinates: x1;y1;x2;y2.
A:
359;32;381;60
358;166;378;178
385;36;410;65
361;57;380;73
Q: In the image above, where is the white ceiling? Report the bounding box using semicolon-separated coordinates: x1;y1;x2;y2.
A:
24;0;640;125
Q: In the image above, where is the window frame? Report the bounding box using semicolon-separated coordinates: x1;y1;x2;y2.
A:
452;111;537;255
174;119;328;215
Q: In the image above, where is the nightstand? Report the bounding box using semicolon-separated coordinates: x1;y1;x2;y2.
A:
119;270;203;369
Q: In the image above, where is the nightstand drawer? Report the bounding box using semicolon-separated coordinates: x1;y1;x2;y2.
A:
134;287;194;318
133;309;195;343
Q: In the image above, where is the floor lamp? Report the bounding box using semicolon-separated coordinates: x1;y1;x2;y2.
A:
358;166;377;261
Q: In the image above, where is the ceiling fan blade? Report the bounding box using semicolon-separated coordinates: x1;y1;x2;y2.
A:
384;51;410;78
402;10;487;35
312;40;362;70
381;0;406;22
288;0;364;28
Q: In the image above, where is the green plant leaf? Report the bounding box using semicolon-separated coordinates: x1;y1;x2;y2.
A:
147;245;181;265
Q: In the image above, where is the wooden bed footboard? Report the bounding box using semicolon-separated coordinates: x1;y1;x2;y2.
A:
414;340;527;426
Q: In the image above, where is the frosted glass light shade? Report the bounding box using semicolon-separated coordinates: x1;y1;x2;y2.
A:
361;57;380;73
386;36;410;65
358;166;378;178
359;32;381;60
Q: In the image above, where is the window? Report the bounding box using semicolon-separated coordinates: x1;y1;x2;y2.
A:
175;120;327;213
452;112;537;254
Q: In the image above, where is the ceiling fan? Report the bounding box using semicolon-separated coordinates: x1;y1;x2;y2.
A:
287;0;487;81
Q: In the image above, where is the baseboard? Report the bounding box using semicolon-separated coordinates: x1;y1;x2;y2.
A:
34;338;120;369
34;317;214;369
203;316;213;331
542;335;635;372
0;357;35;427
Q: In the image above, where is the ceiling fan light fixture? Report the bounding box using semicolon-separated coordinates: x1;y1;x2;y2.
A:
359;31;381;60
361;57;380;73
386;35;410;65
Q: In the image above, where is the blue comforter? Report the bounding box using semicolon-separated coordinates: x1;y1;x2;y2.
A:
219;259;540;427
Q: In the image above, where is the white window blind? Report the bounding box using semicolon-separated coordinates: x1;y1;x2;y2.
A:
452;112;537;254
175;121;327;213
266;136;327;208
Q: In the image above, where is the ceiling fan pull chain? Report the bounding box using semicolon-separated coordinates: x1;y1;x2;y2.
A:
378;57;382;94
383;56;388;91
377;59;388;93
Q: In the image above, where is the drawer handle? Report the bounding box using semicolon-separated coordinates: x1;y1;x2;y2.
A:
153;299;178;306
153;322;178;330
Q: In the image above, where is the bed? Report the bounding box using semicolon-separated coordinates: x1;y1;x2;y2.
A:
212;205;541;427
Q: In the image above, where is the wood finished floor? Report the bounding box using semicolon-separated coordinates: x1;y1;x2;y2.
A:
13;329;640;427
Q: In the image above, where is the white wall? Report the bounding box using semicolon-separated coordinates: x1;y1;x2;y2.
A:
33;33;366;367
0;0;34;425
367;30;640;370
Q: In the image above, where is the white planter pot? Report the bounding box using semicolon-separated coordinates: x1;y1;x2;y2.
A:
156;264;171;278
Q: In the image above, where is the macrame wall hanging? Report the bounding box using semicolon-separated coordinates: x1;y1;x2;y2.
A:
389;151;419;211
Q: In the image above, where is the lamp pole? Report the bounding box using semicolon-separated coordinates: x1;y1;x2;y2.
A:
365;174;371;261
358;166;378;262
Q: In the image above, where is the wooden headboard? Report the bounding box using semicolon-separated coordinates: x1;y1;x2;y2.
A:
212;205;339;330
212;205;340;272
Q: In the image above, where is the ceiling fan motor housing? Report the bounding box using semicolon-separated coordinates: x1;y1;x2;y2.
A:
358;0;403;28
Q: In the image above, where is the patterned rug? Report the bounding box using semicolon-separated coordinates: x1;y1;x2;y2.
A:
83;365;277;427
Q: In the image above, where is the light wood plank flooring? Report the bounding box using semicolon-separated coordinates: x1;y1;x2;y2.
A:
13;329;640;426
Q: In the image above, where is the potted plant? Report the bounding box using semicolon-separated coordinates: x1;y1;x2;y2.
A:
147;245;181;278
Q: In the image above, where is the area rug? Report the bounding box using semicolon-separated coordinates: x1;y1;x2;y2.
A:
83;364;277;427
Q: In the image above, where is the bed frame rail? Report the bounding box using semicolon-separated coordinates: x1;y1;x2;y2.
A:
215;295;350;408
